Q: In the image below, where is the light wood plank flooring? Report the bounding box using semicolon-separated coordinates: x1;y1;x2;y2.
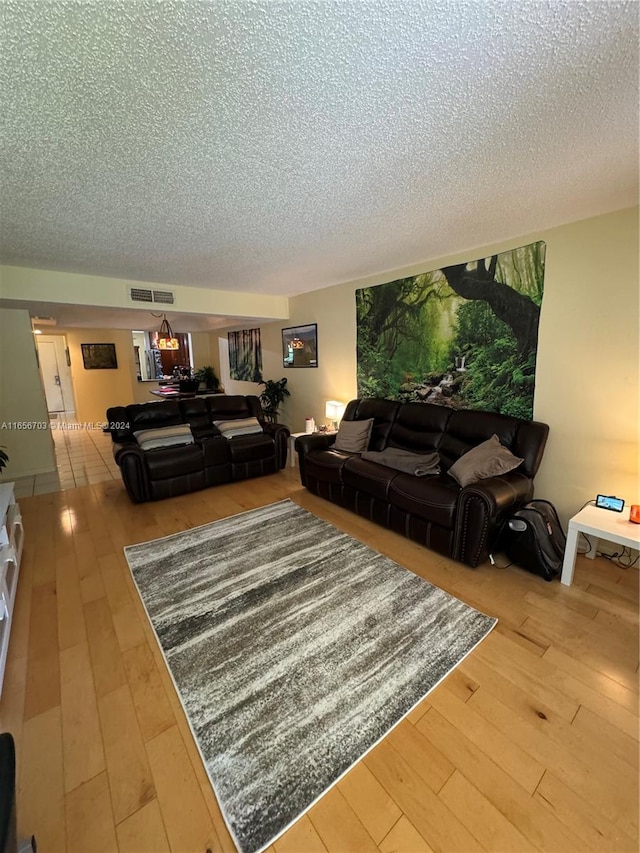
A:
2;467;638;852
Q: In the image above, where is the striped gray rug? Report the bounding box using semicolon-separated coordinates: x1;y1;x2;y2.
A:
125;499;496;853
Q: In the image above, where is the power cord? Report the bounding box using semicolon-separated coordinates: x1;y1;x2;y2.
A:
576;499;596;555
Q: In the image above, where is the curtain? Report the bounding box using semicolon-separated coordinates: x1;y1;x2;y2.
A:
228;328;263;382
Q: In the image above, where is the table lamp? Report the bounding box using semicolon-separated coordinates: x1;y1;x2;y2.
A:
325;400;346;431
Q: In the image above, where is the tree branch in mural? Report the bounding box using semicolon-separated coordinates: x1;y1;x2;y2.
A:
441;258;540;355
356;242;546;420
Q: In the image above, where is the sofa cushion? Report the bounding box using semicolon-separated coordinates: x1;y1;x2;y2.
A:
448;434;524;487
145;443;203;480
127;401;183;433
305;449;354;485
346;398;401;450
227;433;275;463
386;402;451;454
388;473;461;529
207;394;261;420
214;417;263;438
333;418;374;453
343;457;399;501
134;425;194;451
438;409;521;471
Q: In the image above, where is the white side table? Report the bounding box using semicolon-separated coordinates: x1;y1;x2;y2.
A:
289;431;337;467
561;503;640;586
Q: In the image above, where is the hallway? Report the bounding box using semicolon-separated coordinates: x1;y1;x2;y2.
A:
10;419;119;499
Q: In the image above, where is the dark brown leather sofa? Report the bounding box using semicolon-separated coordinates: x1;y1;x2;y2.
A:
107;395;289;503
295;398;549;567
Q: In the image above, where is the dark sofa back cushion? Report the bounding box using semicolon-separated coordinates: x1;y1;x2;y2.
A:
345;398;401;451
207;395;262;421
107;400;183;441
124;401;183;436
387;402;452;454
179;398;215;438
438;409;522;473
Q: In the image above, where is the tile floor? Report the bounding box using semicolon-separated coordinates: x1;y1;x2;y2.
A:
9;417;120;499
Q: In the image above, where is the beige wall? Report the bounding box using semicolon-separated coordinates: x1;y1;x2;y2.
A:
533;209;638;519
191;331;213;373
1;264;289;321
63;329;138;423
0;308;56;477
213;207;639;522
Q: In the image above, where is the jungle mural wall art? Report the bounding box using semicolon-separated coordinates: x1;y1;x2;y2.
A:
356;241;546;420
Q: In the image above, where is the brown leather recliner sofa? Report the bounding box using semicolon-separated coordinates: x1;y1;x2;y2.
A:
295;398;549;568
106;395;289;503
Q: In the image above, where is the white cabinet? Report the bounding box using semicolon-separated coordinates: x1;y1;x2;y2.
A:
0;484;23;695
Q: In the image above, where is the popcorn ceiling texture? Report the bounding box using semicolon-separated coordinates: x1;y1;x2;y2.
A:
1;0;638;296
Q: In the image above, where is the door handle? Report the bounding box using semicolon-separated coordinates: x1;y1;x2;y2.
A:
54;375;61;385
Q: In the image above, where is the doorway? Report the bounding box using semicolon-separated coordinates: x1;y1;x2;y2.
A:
36;335;75;417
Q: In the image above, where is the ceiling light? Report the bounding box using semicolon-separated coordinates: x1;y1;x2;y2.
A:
157;314;179;350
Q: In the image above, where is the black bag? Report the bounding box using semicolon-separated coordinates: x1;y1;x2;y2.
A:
495;499;566;581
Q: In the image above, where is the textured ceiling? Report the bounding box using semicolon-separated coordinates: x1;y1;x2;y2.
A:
1;0;638;300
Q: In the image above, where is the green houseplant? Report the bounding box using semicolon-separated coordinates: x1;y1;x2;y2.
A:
259;377;290;423
194;365;220;391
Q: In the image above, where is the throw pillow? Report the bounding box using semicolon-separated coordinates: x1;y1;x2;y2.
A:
448;434;524;487
333;418;374;453
214;417;263;438
134;424;194;451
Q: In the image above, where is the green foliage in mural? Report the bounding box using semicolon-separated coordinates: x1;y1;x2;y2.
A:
356;242;546;418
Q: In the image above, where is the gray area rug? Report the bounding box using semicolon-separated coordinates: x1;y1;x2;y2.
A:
125;499;496;853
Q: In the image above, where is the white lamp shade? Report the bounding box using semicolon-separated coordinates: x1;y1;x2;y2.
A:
325;400;346;423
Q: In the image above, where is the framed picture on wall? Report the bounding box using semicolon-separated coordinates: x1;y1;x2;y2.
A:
81;343;118;370
282;324;318;368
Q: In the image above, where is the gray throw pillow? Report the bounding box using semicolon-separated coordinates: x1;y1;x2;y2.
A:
213;417;263;438
333;418;374;453
134;425;194;451
448;434;524;487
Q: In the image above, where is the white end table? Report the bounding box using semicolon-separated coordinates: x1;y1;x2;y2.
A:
289;431;337;467
561;503;640;586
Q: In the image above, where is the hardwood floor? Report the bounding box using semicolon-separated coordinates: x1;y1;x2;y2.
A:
2;467;638;852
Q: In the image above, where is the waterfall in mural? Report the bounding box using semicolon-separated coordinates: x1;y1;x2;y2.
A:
356;242;546;420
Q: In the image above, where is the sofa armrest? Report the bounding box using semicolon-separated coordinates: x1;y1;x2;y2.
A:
295;433;337;486
112;442;150;503
262;422;291;469
295;433;336;455
454;471;534;568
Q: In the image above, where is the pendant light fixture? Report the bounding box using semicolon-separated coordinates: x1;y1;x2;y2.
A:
156;314;180;350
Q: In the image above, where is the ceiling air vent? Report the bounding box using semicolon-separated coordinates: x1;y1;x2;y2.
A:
129;287;175;305
152;289;175;305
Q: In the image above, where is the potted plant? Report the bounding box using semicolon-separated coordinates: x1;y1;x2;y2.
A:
194;365;220;392
259;378;290;423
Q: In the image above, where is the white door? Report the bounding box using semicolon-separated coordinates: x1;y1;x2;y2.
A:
37;336;75;415
38;340;64;412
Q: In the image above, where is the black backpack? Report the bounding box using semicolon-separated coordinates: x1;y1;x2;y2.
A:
493;499;566;581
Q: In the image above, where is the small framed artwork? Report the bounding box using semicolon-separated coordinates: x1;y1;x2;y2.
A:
282;323;318;368
81;343;118;370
